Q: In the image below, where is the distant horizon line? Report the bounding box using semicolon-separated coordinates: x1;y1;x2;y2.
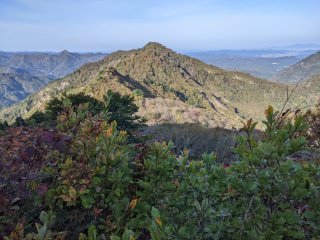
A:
1;42;320;54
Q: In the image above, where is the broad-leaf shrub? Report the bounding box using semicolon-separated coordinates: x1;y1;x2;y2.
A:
3;105;320;239
4;211;66;240
41;102;133;237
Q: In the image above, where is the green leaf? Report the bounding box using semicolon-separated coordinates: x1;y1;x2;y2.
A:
246;229;258;239
122;229;135;240
178;226;190;238
88;225;97;240
194;200;202;211
110;236;121;240
151;207;160;219
79;233;88;240
80;194;95;209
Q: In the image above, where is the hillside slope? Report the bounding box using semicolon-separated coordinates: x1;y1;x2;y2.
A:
0;70;51;107
272;51;320;83
0;43;316;128
0;51;107;78
301;75;320;99
0;51;107;106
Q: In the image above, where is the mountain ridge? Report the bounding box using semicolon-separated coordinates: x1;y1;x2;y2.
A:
0;42;317;128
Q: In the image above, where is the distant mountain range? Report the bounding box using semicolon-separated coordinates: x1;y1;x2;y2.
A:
186;49;318;80
0;69;50;106
186;49;316;58
272;43;320;51
0;50;108;78
1;43;317;129
272;51;320;83
0;51;108;107
1;46;318;110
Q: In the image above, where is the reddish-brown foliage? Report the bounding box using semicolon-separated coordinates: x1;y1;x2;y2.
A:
0;127;71;237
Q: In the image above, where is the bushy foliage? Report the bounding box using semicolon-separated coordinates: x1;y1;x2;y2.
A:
13;116;25;127
104;90;145;132
0;120;9;132
32;92;104;123
2;104;320;239
132;89;144;98
26;91;145;133
303;104;320;150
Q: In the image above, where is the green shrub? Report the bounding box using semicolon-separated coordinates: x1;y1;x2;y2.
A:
6;211;66;240
104;90;145;132
143;79;155;85
45;102;133;237
0;120;8;132
132;89;144;98
2;105;320;239
303;105;320;150
44;92;104;120
27;91;145;133
13;116;25;127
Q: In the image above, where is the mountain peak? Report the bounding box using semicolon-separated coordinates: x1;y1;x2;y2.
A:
1;43;318;128
143;42;170;51
59;50;72;55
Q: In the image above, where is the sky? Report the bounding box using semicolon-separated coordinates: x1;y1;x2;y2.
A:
0;0;320;52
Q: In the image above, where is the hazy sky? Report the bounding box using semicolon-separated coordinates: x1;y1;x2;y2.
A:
0;0;319;52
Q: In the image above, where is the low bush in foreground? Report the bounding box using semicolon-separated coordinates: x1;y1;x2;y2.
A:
1;104;320;239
